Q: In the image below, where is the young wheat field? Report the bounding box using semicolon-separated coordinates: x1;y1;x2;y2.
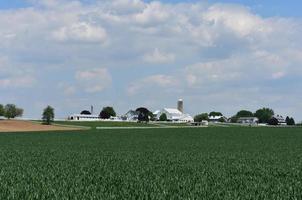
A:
0;127;301;199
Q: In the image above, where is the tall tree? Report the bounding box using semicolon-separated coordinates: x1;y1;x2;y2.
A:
159;113;167;121
42;106;55;125
136;107;151;122
0;104;4;117
99;107;116;119
194;113;209;122
236;110;254;118
209;111;223;117
254;108;274;123
288;118;295;126
4;104;23;119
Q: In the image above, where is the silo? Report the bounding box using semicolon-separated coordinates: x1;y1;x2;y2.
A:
177;99;184;113
91;105;94;114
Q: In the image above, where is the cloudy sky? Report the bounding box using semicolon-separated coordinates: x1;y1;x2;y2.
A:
0;0;301;120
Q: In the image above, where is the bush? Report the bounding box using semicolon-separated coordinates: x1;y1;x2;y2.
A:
230;116;239;123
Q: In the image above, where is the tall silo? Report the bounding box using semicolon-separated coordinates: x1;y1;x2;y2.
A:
177;99;184;113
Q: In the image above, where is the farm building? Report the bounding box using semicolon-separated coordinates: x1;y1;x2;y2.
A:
209;115;228;123
68;107;100;121
237;117;259;124
271;115;287;125
121;110;139;121
154;108;194;123
68;114;100;121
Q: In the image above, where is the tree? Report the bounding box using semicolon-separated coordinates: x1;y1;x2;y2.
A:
159;113;167;121
219;117;226;123
254;108;274;123
230;115;239;123
290;118;295;126
4;104;23;119
194;113;209;122
287;117;295;126
0;104;4;117
268;117;279;126
99;107;116;119
136;107;152;122
42;106;55;125
236;110;254;118
81;110;91;115
209;111;223;117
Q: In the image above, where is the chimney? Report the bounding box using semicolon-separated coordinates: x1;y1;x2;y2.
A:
177;99;184;113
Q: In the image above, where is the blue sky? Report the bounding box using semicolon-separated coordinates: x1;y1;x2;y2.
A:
1;0;302;17
0;0;302;120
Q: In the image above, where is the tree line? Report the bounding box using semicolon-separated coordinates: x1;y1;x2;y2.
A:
194;107;296;126
1;104;297;126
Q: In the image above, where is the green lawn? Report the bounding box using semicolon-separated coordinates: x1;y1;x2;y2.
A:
0;127;302;199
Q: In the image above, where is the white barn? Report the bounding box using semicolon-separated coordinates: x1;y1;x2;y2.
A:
68;114;100;121
154;108;194;123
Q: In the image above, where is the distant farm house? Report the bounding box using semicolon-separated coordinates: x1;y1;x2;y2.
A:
68;106;100;121
237;117;259;124
122;110;139;121
208;115;227;123
68;114;100;121
271;115;287;125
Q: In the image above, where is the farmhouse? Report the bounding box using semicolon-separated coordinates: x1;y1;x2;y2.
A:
237;117;259;124
208;115;227;123
121;110;139;121
271;115;287;125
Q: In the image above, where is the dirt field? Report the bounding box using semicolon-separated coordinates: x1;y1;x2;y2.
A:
0;120;83;132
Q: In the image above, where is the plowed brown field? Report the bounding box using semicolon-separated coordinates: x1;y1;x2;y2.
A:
0;120;81;132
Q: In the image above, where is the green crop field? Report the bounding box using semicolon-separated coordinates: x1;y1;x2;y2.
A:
53;120;159;129
0;127;302;199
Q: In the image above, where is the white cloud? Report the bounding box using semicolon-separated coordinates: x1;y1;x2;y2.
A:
53;22;107;43
203;4;271;37
272;72;286;79
143;48;175;63
0;0;302;119
0;76;35;89
134;1;169;25
127;74;178;95
75;68;112;93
